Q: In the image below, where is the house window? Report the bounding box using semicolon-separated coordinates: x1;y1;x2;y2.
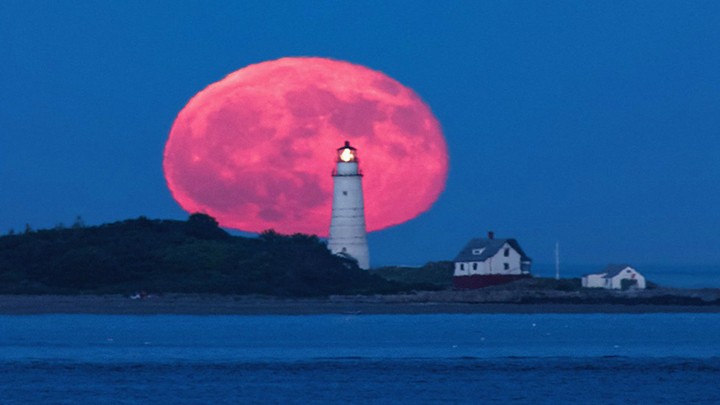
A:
504;248;510;257
472;263;478;270
472;248;485;255
504;263;509;270
460;264;465;270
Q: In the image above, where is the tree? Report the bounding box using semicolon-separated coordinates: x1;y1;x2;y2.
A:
46;247;126;290
185;213;229;240
259;229;281;243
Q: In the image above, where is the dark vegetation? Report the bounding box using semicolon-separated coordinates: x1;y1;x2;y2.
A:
371;262;454;290
447;277;720;306
0;214;404;296
488;277;583;292
516;294;712;306
2;215;712;306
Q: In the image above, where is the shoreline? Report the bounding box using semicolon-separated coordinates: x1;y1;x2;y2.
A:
1;294;719;315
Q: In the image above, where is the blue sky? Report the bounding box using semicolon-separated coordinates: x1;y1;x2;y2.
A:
2;1;719;268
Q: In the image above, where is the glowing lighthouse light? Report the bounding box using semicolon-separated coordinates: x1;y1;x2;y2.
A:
339;146;355;162
328;141;370;269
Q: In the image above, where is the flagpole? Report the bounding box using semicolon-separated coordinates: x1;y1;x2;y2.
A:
555;242;560;280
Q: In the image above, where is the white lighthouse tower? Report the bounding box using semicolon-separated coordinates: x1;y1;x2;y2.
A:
328;141;370;269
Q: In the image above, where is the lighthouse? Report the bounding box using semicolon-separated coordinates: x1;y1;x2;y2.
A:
328;141;370;269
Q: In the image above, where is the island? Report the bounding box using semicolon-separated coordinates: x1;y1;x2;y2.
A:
1;214;718;314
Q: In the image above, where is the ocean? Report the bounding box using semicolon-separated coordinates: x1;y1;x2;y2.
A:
1;313;719;404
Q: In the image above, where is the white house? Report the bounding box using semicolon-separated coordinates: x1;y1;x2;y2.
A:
453;232;532;289
582;264;646;290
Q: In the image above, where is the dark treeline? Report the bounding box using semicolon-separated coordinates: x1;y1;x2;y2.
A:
370;262;454;290
0;214;407;296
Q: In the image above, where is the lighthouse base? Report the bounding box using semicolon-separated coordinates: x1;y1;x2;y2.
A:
453;274;531;289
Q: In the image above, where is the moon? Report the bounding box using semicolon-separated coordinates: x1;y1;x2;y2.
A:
163;57;448;236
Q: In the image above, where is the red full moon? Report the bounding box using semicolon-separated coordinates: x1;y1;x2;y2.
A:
163;57;448;236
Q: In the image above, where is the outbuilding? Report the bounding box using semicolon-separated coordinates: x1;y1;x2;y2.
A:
582;264;646;290
453;232;532;289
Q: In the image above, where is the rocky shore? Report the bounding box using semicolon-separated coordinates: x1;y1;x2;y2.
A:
1;283;719;315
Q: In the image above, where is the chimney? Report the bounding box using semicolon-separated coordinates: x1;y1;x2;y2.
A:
488;231;494;240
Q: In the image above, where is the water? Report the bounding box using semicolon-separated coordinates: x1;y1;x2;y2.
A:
1;314;719;404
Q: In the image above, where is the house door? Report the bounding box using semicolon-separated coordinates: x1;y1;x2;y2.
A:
621;278;638;290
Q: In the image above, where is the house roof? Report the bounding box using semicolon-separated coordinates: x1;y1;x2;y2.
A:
582;264;637;278
602;264;636;278
454;238;532;262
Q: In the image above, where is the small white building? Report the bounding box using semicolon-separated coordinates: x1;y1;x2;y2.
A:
582;264;646;290
453;232;532;289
